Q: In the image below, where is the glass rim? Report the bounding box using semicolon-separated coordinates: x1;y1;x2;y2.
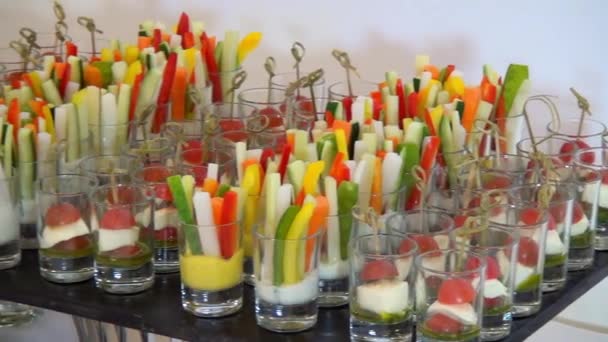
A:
79;154;143;173
516;136;576;157
208;66;243;75
574;146;608;168
270;71;326;87
490;203;549;229
179;147;235;167
134;165;178;184
201;102;259;117
38;174;98;195
547;118;607;139
415;248;487;277
384;209;454;236
352;233;419;259
91;183;152;206
327;79;378;98
180;220;241;230
237;87;288;105
509;181;576;204
253;223;324;241
456;225;520;250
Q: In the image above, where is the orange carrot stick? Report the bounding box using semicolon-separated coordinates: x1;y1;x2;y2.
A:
171;67;187;121
202;178;219;197
210;197;224;225
305;196;329;271
370;157;383;214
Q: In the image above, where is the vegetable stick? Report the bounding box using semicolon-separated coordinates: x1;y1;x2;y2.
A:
202;178;218;196
211;197;224;225
171;67;187;121
193;191;221;256
305;195;328;271
370;156;383;213
219;190;239;259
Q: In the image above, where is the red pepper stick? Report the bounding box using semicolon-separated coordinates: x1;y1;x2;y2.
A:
59;63;71;99
128;73;144;122
405;136;440;210
152;28;162;51
219;191;238;259
277;144;292;182
176;12;190;37
152;52;178;133
65;41;78;57
407;92;418;119
201;33;221;103
395;79;406;127
259;148;275;173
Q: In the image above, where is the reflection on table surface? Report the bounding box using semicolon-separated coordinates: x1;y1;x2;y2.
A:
0;306;183;342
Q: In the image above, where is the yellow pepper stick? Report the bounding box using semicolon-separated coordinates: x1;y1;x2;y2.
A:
124;61;142;86
302;161;325;196
335;129;348;160
183;48;197;78
27;71;43;98
124;45;140;65
237;32;263;65
445;75;465;98
402;118;413;135
283;202;315;284
100;48;113;62
42;105;56;142
242;164;261;256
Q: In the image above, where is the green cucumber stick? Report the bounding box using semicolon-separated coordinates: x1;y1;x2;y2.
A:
273;206;300;286
64;104;81;162
18;127;36;200
167;175;201;254
324;176;340;263
221;31;239;101
3;124;13;177
337;181;358;260
100;92;119;154
85;86;101;153
116;84;131;148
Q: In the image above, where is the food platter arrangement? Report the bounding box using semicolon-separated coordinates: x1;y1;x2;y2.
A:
0;2;606;341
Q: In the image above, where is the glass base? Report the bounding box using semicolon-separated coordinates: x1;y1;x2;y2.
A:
154;246;179;273
568;246;594;271
95;261;154;294
481;312;511;341
0;302;36;327
182;283;243;317
0;240;21;270
350;316;412;341
19;223;38;250
512;304;540;318
594;234;608;250
39;254;94;283
243;257;254;286
542;263;566;292
255;298;317;333
318;277;348;308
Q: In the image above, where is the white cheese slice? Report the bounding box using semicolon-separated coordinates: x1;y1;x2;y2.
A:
395;257;413;281
571;214;590;236
582;182;599;206
41;219;90;249
152;207;179;231
319;259;349;280
472;277;508;299
545;230;565;255
496;250;511;284
356;279;409;314
428;301;477;325
514;263;535;289
599;184;608;208
98;226;140;252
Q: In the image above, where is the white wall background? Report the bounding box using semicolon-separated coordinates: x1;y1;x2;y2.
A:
2;0;607;131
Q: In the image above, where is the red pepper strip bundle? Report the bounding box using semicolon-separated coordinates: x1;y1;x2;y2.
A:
405;136;440;210
152;53;178;133
395;79;407;127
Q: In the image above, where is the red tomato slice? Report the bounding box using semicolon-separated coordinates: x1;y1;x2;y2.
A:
222;130;248;143
259;107;284;128
45;203;81;226
511;236;538;267
602;170;608;185
142;166;171;182
154;184;173;202
484;296;504;309
520;207;544;225
410;234;441;257
425;313;463;334
572;202;585;223
549;203;567;224
466;256;501;280
108;245;142;258
218;118;245;132
52;235;91;251
438;278;476;304
360;260;398;282
453;215;468;228
154;226;178;242
182;148;204;164
398;238;416;254
483;175;511;190
100;208;136;229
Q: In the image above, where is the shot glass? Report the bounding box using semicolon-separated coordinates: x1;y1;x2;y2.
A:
0;301;35;327
349;234;417;341
134;165;180;273
180;220;243;317
238;87;289;131
254;225;322;332
517;136;577;182
89;122;131;156
318;213;352;307
509;181;575;292
568;150;601;269
350;185;409;239
456;225;518;341
91;184;155;294
547;118;606;149
385;210;454;252
209;67;242;104
0;170;20;269
328;80;378;121
200;102;264;135
416;249;485;342
291;96;329;133
122;137;174;166
490;204;547;317
79;155;143;186
574;147;608;251
19;159;57;249
38;175;97;283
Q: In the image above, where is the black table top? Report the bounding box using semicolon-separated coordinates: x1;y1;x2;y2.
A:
0;250;606;341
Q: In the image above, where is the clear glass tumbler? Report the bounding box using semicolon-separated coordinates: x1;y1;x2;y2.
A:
350;234;417;341
0;169;20;269
38;175;97;283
